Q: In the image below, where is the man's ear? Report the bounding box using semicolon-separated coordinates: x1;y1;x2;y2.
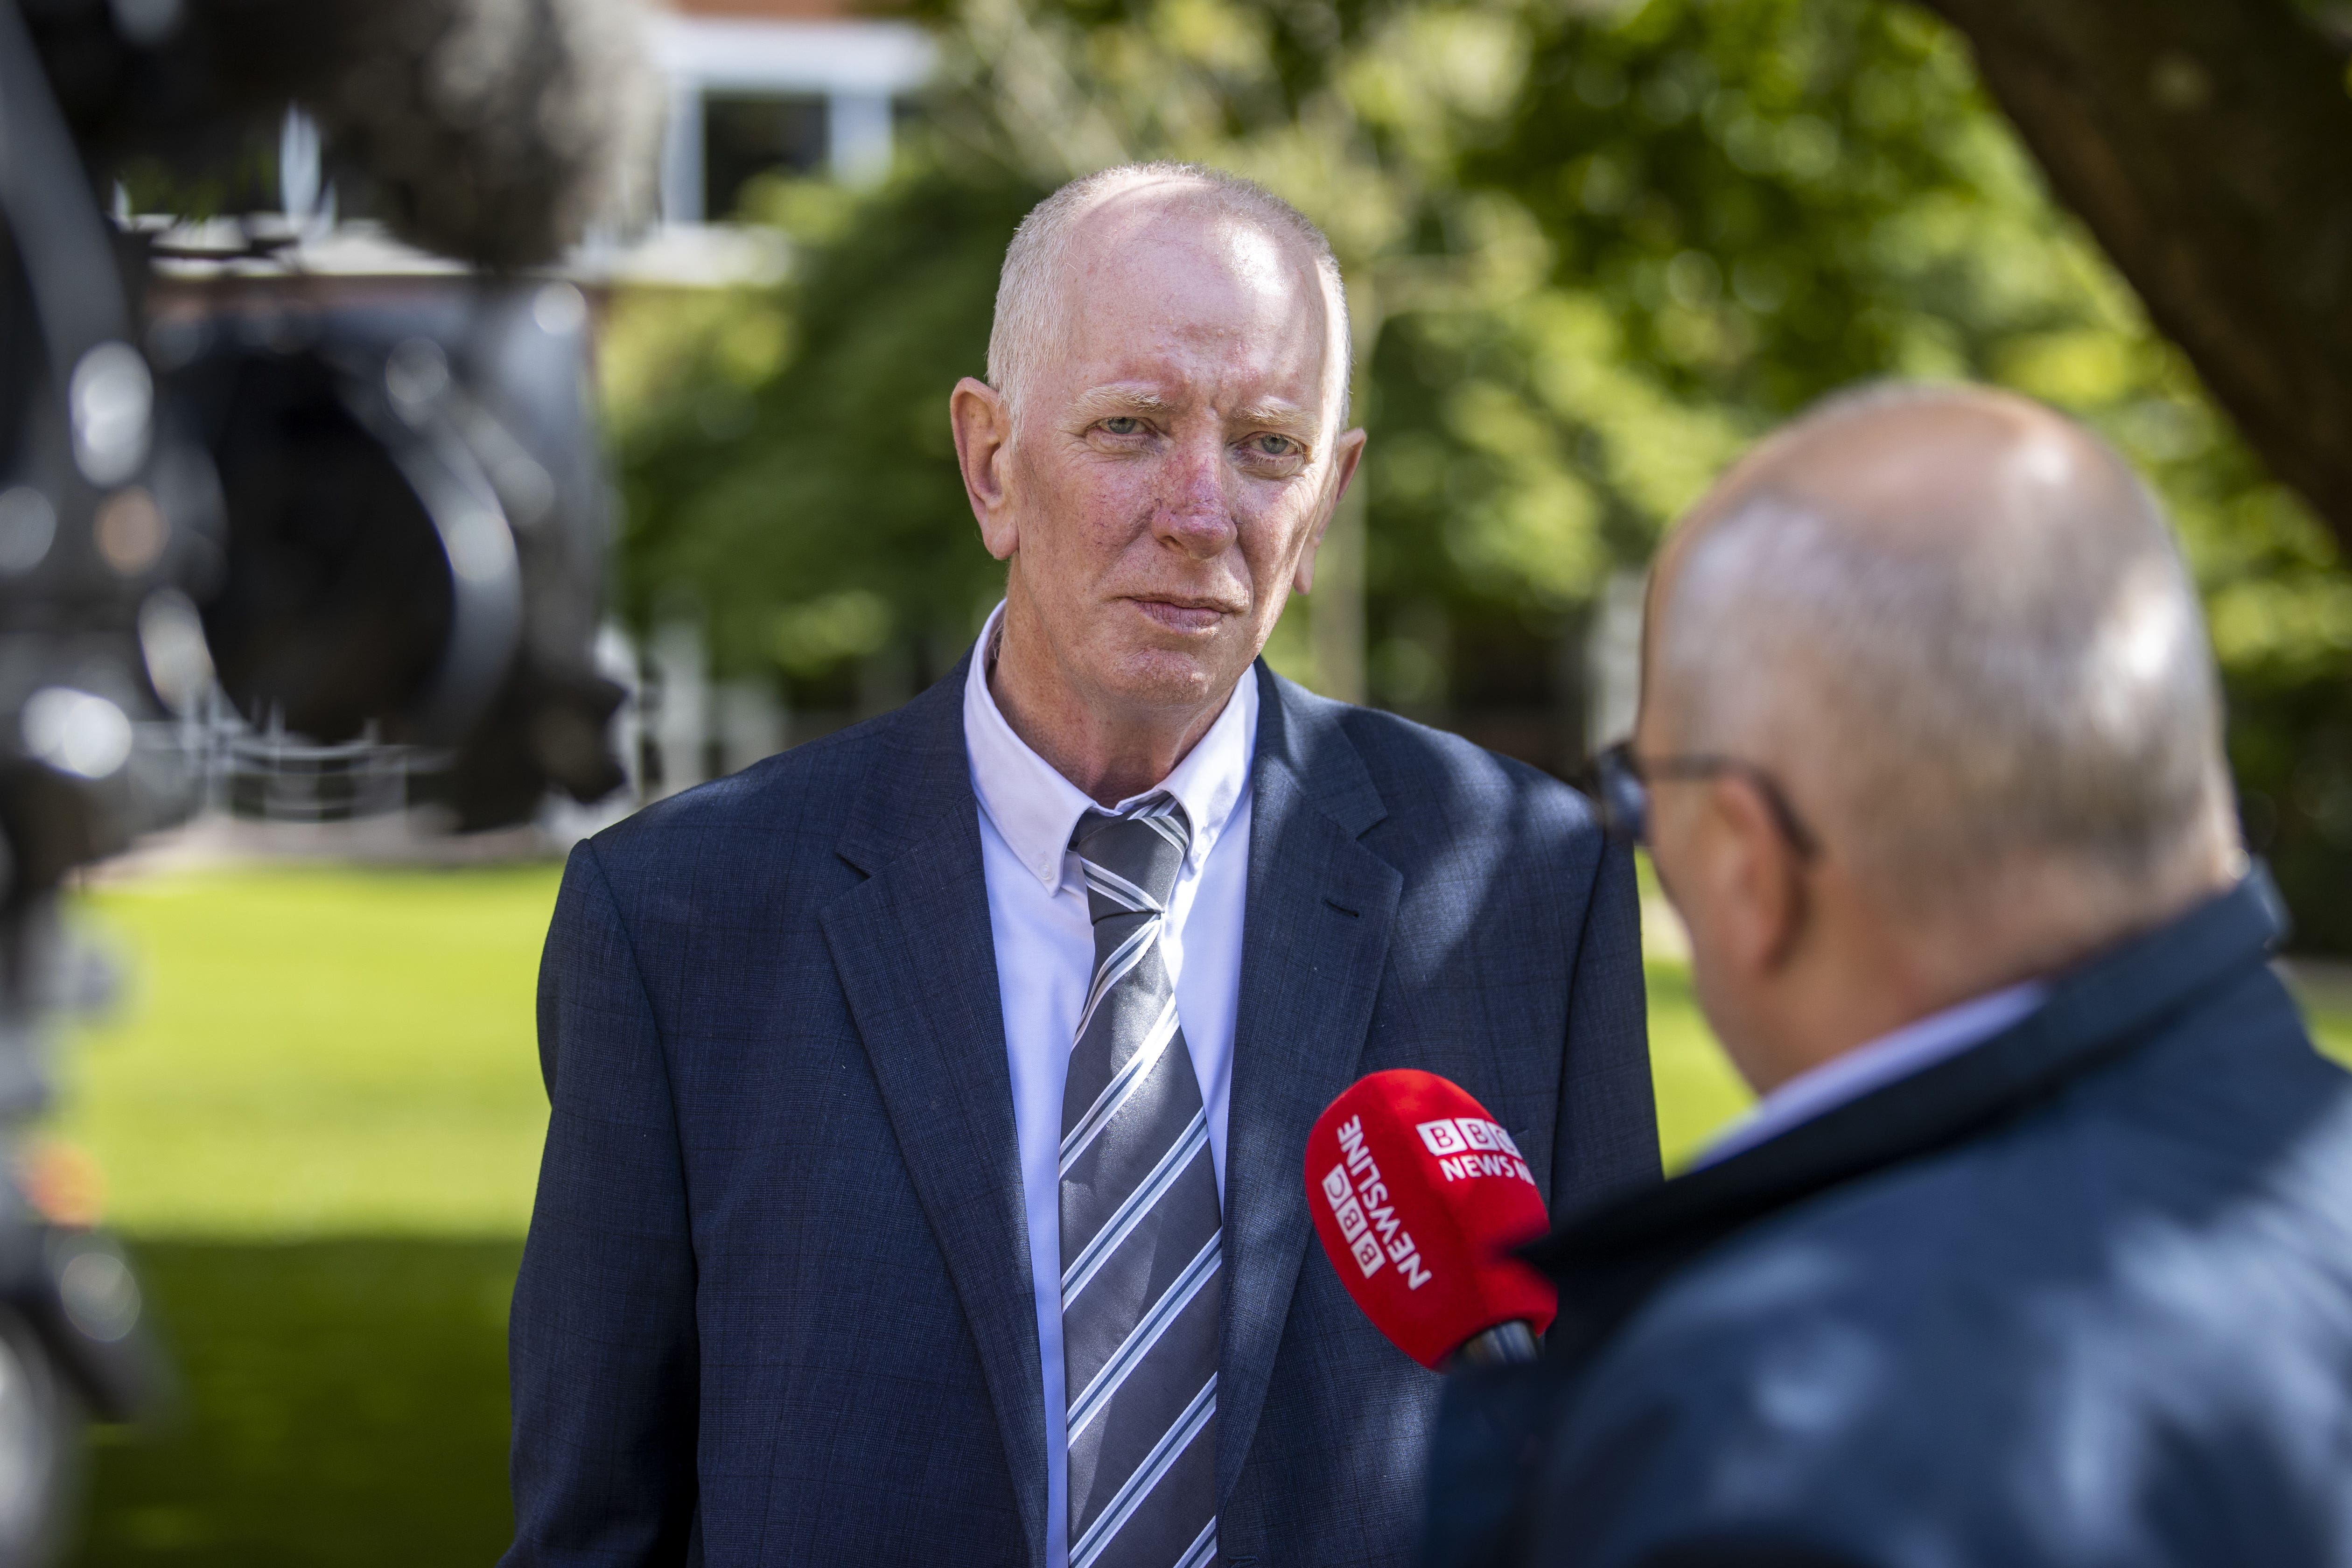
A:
951;378;1019;560
1699;773;1810;979
1294;426;1369;595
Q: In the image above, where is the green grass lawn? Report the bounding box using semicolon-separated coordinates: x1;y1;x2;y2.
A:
56;867;558;1239
42;863;2352;1564
77;1240;521;1565
54;867;562;1565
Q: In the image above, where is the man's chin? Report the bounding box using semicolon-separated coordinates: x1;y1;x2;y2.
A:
1099;641;1252;712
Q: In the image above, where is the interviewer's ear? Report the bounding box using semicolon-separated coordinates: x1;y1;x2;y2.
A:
1691;773;1810;979
951;378;1019;560
1293;426;1368;595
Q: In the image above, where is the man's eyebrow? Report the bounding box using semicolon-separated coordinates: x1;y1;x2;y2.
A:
1065;386;1176;423
1232;401;1320;438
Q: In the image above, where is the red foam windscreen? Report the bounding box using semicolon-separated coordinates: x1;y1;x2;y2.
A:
1304;1069;1558;1370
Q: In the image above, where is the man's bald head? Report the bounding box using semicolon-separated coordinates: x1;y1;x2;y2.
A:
987;163;1351;434
1650;383;2235;919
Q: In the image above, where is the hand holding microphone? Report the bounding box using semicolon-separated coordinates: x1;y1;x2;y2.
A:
1304;1070;1557;1370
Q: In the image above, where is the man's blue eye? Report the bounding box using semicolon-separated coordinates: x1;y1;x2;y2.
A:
1102;417;1141;435
1254;435;1294;456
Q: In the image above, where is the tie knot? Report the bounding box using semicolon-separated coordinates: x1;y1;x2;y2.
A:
1070;798;1192;917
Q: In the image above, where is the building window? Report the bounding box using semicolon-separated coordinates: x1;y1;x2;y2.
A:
702;93;830;220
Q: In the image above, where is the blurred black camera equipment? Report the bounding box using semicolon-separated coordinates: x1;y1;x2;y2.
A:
0;0;655;1554
153;272;626;829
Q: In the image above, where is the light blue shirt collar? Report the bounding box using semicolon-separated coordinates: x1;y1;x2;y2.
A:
961;600;1257;893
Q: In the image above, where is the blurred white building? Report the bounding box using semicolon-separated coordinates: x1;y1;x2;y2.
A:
579;0;938;817
572;0;936;289
649;0;936;217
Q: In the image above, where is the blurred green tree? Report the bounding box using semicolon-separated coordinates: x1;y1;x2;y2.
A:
602;0;2352;947
603;173;1038;711
1469;0;2352;944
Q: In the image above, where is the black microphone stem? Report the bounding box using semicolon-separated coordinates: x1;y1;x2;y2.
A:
1448;1321;1539;1370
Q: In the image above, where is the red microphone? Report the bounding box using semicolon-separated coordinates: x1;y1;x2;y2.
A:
1304;1069;1558;1371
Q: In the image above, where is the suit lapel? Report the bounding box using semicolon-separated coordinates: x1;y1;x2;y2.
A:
818;660;1048;1568
1216;665;1403;1502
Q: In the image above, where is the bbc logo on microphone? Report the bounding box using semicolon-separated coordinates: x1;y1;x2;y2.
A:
1322;1115;1434;1288
1415;1117;1534;1185
1320;1164;1386;1277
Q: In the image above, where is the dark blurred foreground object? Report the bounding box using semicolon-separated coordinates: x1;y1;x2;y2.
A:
148;274;628;828
0;0;648;857
30;0;655;272
1424;874;2352;1568
1914;0;2352;565
0;0;648;1557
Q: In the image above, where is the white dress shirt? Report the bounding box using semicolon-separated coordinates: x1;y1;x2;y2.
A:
963;602;1256;1568
1696;979;2048;1169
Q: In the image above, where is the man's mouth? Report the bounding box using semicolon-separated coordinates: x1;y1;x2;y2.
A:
1127;597;1234;634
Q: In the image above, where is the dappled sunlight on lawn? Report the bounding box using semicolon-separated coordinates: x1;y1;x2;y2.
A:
55;866;561;1239
41;867;563;1565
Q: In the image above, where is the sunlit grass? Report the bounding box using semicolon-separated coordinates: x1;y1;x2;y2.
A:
54;865;559;1239
1642;958;1753;1169
35;861;1746;1231
2310;1005;2352;1064
48;864;2352;1230
42;866;561;1564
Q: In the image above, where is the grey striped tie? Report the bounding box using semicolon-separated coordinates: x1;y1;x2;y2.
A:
1060;797;1221;1568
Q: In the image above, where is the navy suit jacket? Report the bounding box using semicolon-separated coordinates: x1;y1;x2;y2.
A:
1427;872;2352;1568
505;657;1659;1567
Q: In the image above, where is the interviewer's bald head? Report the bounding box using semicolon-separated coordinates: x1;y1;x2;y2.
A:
1647;384;2238;926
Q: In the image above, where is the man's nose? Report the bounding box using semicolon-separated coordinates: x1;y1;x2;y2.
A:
1152;434;1239;557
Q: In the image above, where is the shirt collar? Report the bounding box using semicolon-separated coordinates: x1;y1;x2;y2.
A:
963;600;1258;892
1694;978;2050;1169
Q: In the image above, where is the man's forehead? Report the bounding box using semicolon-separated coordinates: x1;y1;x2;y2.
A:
1064;208;1320;315
1070;180;1297;263
1044;205;1334;402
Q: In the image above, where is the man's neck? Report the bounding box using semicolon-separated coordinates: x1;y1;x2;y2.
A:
1736;851;2238;1094
987;619;1236;807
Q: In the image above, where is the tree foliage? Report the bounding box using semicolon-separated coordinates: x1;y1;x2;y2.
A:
603;0;2352;947
604;174;1034;706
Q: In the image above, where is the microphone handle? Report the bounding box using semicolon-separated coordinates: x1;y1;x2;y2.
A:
1448;1320;1540;1370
